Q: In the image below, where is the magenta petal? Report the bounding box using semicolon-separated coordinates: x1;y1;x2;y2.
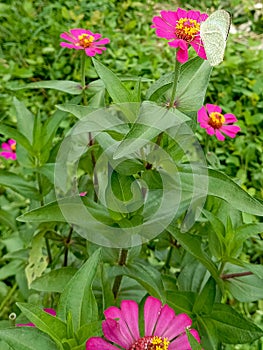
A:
221;125;241;138
144;296;162;336
191;40;207;60
44;308;56;316
224;113;238;123
16;322;35;327
70;28;88;37
153;304;176;337
169;331;195;350
206;126;215;135
177;8;188;19
86;337;118;350
197;106;209;123
120;300;140;340
60;32;76;42
161;313;192;340
96;38;110;45
160;11;178;26
60;42;83;49
215;129;225;141
206;104;222;114
1;143;11;151
104;306;121;319
102;318;131;348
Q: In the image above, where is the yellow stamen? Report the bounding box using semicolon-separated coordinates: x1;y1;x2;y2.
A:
77;33;95;48
209;112;225;129
175;18;200;42
10;144;16;151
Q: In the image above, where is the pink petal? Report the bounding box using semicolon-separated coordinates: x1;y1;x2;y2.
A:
95;38;110;45
155;28;176;40
220;125;241;138
197;106;209;123
104;306;121;319
177;8;188;19
206;104;222;114
191;40;207;60
70;28;89;37
44;308;56;316
187;10;200;20
16;322;35;327
170;329;200;350
160;11;178;26
161;313;192;340
120;300;140;340
0;151;16;160
86;337;118;350
206;126;215;135
144;296;162;336
215;129;225;141
153;304;176;337
200;13;209;22
102;318;131;348
60;42;83;50
224;113;238;123
60;32;76;42
8;139;16;146
176;48;189;63
1;143;11;151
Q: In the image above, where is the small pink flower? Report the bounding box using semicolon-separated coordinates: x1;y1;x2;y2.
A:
152;8;208;64
0;139;16;160
79;192;87;197
197;104;241;141
60;29;110;57
86;296;200;349
16;308;56;327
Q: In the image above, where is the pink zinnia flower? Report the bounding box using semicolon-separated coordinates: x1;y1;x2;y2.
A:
86;296;200;350
60;29;110;57
0;139;16;160
197;104;241;141
152;8;208;64
16;308;56;327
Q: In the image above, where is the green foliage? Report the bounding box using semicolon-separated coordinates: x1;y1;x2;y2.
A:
0;1;263;349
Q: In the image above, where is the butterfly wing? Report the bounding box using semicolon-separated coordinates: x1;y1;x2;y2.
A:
200;10;231;66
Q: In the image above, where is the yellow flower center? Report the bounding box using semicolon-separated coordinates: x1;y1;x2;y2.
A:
129;335;169;350
175;18;200;42
10;143;16;151
77;33;95;48
208;112;225;129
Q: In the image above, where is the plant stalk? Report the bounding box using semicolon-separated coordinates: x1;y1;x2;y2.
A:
112;249;128;300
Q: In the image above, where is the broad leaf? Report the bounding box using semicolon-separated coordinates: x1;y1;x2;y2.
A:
0;327;58;350
13;97;34;143
0;171;40;200
17;303;67;349
57;249;101;330
8;80;83;94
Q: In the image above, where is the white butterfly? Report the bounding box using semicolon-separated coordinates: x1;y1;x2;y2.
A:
200;10;231;66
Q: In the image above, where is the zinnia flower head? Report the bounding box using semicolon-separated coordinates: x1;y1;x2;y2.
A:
86;296;200;350
16;308;56;327
152;8;208;64
0;139;16;160
60;29;110;57
197;104;241;141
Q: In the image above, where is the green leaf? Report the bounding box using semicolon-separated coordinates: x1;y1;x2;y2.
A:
0;327;58;350
224;264;263;302
113;261;166;301
169;226;222;287
186;329;202;350
13;97;34;143
197;316;220;350
17;303;67;349
114;101;189;159
92;58;133;103
8;80;83;95
57;249;101;331
166;291;196;315
0;171;40;200
0;209;17;230
208;168;263;216
193;277;216;314
76;321;102;345
31;267;77;293
208;303;263;343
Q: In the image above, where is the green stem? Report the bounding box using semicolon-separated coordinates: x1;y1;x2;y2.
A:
168;52;181;109
112;249;128;300
63;226;73;267
81;51;86;89
0;282;18;319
